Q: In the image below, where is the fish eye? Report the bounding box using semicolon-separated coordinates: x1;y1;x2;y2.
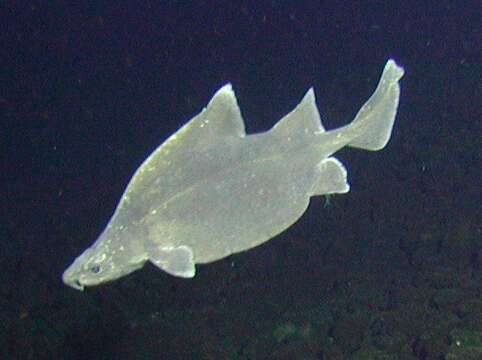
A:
90;265;101;274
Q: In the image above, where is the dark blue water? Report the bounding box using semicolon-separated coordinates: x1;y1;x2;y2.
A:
2;2;480;359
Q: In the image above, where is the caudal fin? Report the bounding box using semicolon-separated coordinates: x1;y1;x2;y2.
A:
348;59;404;151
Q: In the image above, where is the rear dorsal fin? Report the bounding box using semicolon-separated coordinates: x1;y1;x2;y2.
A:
271;88;325;139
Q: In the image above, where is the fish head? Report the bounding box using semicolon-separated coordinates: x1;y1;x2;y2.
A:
62;233;146;291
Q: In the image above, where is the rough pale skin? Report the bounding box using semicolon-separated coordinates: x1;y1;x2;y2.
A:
63;59;404;290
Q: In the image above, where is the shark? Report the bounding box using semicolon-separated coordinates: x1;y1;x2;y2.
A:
63;59;404;290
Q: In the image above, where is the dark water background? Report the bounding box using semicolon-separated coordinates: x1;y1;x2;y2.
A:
2;1;480;359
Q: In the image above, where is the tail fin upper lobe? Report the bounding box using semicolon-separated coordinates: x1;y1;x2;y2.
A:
348;59;404;151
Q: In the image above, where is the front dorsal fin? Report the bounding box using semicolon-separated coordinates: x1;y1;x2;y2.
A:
203;84;246;138
163;84;246;152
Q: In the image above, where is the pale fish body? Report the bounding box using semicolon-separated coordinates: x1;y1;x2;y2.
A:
63;60;404;290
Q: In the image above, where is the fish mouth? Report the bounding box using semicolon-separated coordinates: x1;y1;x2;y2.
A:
62;269;85;291
63;278;85;291
69;279;85;291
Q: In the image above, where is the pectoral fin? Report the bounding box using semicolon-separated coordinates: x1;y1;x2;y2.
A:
148;245;196;278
